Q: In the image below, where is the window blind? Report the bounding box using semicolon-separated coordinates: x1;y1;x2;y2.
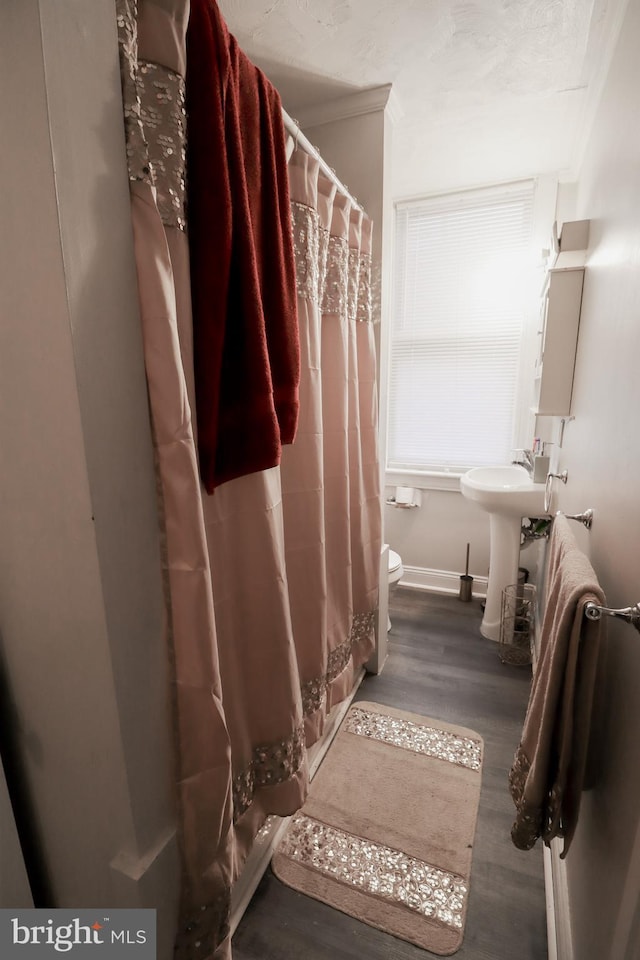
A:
388;182;535;473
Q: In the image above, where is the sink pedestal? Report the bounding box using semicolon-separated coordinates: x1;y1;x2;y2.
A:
459;464;545;643
480;513;522;642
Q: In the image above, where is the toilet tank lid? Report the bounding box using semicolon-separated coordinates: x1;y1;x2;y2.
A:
388;549;402;573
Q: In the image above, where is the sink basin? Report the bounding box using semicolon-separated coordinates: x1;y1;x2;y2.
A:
460;465;546;517
460;465;546;641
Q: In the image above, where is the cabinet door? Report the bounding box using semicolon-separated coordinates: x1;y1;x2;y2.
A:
536;268;585;415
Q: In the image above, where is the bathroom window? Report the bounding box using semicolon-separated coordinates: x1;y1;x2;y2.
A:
388;181;536;475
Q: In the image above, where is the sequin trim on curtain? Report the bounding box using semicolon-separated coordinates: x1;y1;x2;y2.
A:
326;637;353;685
138;61;187;230
300;677;327;718
356;251;373;323
323;234;349;316
347;248;361;323
116;0;153;186
117;1;186;230
300;611;376;717
291;199;342;316
318;225;331;303
351;609;377;648
232;723;306;822
291;201;320;304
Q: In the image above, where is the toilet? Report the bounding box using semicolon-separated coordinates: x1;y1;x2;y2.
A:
388;549;404;587
387;548;404;630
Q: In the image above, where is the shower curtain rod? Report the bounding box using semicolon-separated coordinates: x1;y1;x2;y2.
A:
282;109;364;213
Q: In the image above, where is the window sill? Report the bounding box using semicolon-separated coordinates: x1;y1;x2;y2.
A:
385;469;464;492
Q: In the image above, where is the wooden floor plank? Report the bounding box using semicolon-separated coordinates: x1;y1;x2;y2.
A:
232;588;548;959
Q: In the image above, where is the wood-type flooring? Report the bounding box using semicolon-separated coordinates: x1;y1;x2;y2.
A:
232;587;548;960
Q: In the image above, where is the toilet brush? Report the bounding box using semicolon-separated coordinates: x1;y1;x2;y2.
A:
459;542;473;602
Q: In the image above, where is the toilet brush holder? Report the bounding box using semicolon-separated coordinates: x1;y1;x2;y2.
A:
459;574;473;602
459;542;473;602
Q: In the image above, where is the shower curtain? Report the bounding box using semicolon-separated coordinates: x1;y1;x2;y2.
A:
116;2;381;958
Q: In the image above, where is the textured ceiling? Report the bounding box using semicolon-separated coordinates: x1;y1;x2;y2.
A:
218;0;624;198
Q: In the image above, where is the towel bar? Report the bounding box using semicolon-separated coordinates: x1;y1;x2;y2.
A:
523;509;594;541
557;508;594;530
544;470;568;512
584;601;640;633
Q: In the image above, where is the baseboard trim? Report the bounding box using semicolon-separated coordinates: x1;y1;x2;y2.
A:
110;825;178;886
399;564;488;598
544;839;574;960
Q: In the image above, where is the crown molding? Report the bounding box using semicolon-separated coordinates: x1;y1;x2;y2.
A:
297;83;403;130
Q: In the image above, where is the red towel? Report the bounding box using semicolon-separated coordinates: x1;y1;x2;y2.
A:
186;0;300;492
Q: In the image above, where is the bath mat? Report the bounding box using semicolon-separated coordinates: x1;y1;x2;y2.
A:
272;701;483;955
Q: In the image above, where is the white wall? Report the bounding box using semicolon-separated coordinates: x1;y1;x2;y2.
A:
384;487;491;593
0;2;178;954
549;1;640;954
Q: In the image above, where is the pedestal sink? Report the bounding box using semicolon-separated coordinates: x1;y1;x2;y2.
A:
460;465;546;641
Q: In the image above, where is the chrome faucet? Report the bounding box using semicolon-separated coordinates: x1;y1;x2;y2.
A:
512;449;534;474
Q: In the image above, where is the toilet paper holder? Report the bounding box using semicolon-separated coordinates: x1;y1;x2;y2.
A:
386;486;422;508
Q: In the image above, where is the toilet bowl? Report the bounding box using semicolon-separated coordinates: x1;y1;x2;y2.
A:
387;548;404;630
388;549;404;586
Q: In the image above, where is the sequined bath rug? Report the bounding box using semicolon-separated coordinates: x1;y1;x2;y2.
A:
272;701;484;955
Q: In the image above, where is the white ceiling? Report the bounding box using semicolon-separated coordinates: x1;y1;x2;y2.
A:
217;0;626;200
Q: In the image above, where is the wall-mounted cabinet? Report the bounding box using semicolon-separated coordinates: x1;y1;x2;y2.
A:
532;220;589;417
